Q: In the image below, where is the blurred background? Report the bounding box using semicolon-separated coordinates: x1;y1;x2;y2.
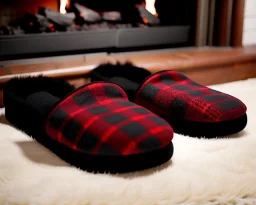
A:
0;0;254;59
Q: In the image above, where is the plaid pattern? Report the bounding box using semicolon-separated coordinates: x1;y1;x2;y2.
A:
135;71;247;122
45;82;173;156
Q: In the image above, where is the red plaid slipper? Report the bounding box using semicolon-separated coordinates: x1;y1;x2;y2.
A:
3;76;173;173
91;63;247;137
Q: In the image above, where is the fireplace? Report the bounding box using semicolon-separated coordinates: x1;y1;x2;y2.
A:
0;0;195;60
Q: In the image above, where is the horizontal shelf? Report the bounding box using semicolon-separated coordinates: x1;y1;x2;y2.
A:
0;26;190;57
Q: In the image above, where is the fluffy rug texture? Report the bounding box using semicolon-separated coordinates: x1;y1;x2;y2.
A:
0;79;256;205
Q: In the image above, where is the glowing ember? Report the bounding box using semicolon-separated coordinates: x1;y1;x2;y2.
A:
142;18;148;24
145;0;157;16
60;0;68;14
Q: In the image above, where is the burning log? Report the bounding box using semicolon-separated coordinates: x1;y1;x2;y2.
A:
0;25;24;35
66;24;88;32
137;5;160;26
22;13;50;33
38;7;75;27
74;3;101;23
102;11;121;22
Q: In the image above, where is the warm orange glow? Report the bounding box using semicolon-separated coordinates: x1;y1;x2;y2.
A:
48;23;55;32
145;0;157;16
60;0;68;14
142;18;148;24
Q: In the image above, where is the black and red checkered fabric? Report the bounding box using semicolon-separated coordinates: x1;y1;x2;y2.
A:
45;82;173;156
134;70;247;122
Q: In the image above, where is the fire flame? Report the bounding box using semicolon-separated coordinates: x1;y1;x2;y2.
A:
60;0;68;14
145;0;157;16
59;0;157;16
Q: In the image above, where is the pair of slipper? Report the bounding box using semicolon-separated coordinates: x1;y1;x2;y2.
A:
3;63;247;173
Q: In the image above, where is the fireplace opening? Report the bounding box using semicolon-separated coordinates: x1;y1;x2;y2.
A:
0;0;196;59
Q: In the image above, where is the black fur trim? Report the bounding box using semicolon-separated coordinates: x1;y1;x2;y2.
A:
4;75;74;100
91;62;151;84
91;63;151;100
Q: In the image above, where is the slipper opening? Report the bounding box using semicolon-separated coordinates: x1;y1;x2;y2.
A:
4;76;74;118
91;63;151;100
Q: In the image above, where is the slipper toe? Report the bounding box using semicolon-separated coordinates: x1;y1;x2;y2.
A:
45;82;174;171
135;70;247;137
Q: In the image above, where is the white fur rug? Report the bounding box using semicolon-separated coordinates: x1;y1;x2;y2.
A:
0;79;256;205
